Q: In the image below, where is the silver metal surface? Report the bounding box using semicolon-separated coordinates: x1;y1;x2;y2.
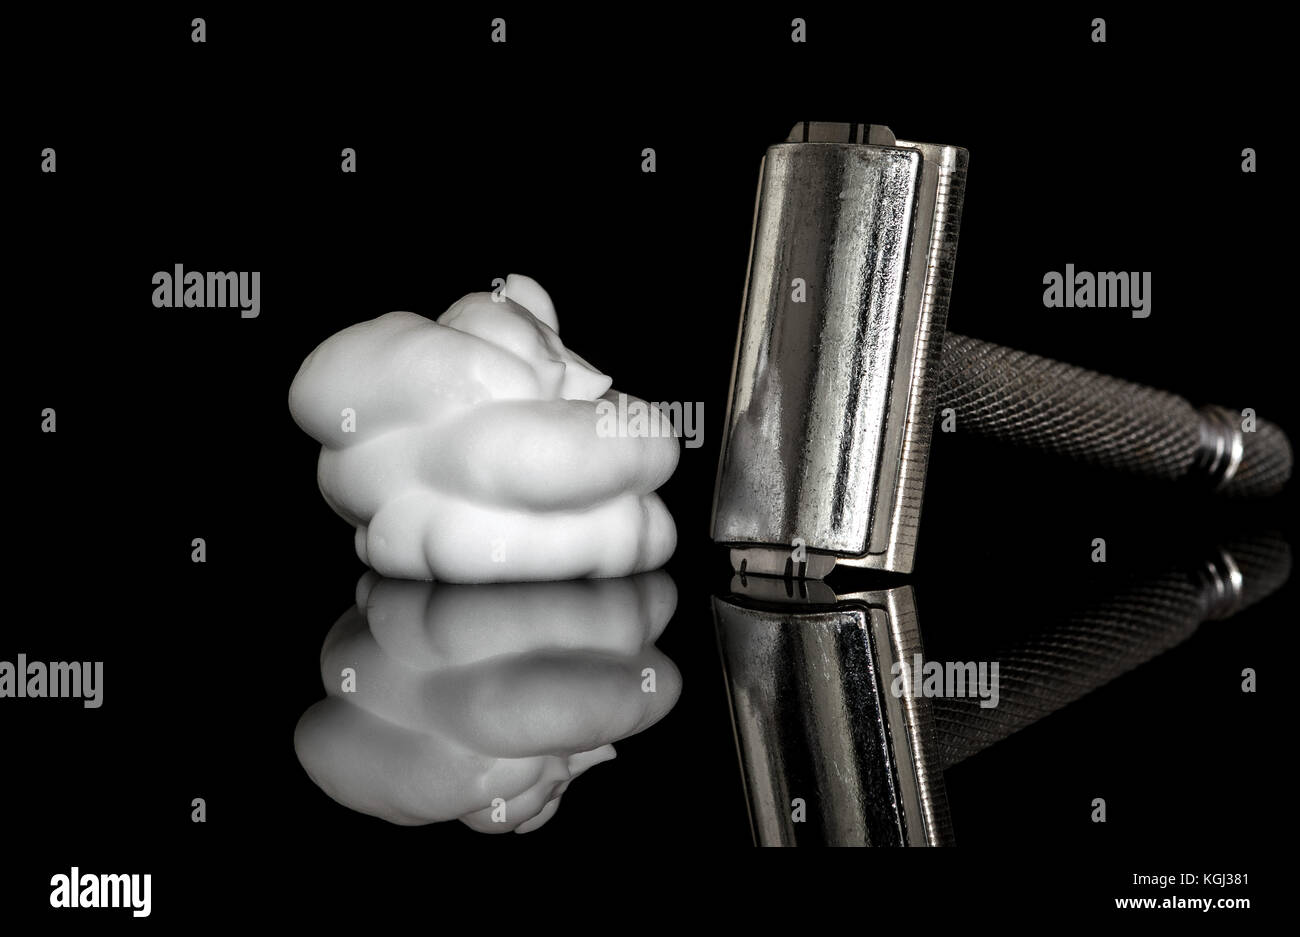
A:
713;579;951;846
1196;547;1245;620
1195;405;1246;489
712;122;968;576
728;547;836;581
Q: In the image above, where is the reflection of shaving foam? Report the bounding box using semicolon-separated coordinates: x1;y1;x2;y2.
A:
294;571;681;832
289;274;678;582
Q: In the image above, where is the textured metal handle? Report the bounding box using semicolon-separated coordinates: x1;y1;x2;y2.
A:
937;333;1292;497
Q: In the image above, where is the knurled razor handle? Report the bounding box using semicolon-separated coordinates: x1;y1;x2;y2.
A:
938;334;1293;498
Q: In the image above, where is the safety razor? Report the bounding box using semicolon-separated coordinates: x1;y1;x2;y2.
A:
712;122;1292;578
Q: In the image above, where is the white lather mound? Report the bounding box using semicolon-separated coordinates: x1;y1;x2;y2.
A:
288;275;679;582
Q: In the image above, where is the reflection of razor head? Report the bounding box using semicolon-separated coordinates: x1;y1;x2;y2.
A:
713;577;951;846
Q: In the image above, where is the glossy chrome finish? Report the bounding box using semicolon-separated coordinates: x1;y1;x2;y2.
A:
712;122;968;576
1195;405;1246;489
728;546;836;581
1196;547;1244;620
713;577;951;846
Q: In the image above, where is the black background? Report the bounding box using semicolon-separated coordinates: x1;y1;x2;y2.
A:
7;5;1290;921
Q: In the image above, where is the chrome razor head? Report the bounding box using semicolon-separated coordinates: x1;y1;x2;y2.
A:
712;123;968;577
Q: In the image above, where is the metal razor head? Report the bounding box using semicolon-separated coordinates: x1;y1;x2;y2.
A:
711;123;968;578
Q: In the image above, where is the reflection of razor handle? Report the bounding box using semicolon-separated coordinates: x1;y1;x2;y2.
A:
934;534;1290;768
939;334;1292;497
